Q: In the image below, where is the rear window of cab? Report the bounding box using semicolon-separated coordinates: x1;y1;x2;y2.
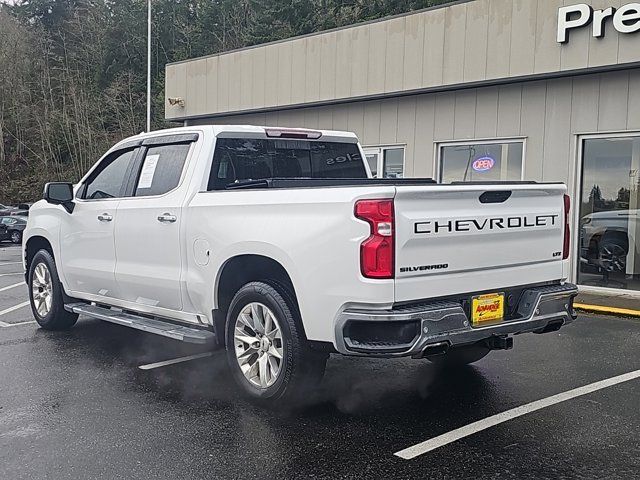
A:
208;138;367;190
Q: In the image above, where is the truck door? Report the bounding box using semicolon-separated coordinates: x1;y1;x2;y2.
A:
60;147;139;299
114;137;195;312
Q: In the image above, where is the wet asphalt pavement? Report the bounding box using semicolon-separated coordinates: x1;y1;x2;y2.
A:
1;243;639;479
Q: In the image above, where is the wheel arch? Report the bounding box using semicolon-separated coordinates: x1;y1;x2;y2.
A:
599;230;631;258
25;235;55;274
25;235;77;304
213;254;303;346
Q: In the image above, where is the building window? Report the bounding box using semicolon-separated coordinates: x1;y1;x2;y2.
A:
438;139;525;183
578;135;640;292
363;146;405;178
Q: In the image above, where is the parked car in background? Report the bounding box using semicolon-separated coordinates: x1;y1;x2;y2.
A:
0;216;27;244
0;203;17;216
13;203;32;210
10;203;32;217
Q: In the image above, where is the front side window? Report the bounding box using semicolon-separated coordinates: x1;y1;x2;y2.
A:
208;138;367;190
134;144;191;197
439;141;524;183
83;149;137;200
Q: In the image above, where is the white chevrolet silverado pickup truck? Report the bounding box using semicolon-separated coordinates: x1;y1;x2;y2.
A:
24;125;578;403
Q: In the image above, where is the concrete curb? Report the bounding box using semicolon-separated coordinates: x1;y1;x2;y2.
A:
574;303;640;318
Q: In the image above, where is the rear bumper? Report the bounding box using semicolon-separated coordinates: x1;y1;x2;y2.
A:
335;283;579;357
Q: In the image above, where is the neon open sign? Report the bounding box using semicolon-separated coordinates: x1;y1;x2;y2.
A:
472;156;495;172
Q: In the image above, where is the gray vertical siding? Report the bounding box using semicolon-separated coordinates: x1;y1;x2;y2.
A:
189;70;640;191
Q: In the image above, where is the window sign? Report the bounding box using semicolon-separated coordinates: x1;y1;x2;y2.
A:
472;156;496;173
138;154;160;189
439;140;524;183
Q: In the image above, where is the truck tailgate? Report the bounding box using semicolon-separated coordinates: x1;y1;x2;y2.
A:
393;184;567;302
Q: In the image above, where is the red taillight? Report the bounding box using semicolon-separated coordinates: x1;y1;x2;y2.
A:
563;194;571;260
355;199;394;279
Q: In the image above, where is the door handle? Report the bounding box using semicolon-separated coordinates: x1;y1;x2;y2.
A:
157;213;177;223
97;213;113;222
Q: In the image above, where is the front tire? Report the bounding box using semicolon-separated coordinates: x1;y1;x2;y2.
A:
28;250;78;330
225;281;327;404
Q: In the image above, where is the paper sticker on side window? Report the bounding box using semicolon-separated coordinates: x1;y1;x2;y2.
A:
138;154;160;189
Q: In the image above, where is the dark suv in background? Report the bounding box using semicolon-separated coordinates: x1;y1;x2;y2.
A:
0;216;27;244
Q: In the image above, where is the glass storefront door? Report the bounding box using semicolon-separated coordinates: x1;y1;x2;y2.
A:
578;136;640;291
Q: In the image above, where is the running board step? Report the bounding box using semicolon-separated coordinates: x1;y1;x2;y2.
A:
66;303;215;344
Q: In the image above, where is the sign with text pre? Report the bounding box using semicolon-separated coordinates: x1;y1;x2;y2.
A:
557;3;640;43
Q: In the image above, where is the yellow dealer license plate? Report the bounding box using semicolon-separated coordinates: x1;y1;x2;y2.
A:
471;293;505;326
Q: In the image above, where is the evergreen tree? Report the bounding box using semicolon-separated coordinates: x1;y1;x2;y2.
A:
0;0;451;201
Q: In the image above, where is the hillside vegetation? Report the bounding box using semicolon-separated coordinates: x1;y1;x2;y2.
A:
0;0;451;201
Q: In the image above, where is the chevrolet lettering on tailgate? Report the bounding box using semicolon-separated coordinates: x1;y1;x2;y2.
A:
414;214;559;235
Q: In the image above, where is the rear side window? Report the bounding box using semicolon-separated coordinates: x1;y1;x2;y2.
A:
208;138;367;190
83;149;137;200
134;144;190;197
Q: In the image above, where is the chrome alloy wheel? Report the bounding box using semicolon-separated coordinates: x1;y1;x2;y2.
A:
599;243;626;272
32;262;53;317
234;302;284;388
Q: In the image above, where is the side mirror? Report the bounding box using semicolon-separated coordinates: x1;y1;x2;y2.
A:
44;182;75;213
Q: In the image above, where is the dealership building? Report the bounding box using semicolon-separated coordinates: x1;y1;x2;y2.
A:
165;0;640;295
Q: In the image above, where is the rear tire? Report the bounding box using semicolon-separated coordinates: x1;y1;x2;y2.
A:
225;281;327;404
28;249;78;330
429;344;490;368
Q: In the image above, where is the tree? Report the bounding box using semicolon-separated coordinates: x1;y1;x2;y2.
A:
0;0;452;201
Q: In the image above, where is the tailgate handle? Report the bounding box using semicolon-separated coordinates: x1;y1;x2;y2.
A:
479;190;512;204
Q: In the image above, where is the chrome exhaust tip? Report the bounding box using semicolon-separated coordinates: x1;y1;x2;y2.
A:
413;341;450;359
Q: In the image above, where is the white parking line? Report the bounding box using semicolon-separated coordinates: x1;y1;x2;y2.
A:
0;320;36;327
138;352;213;370
0;272;24;277
0;262;23;265
0;301;31;322
394;368;640;460
0;282;24;293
